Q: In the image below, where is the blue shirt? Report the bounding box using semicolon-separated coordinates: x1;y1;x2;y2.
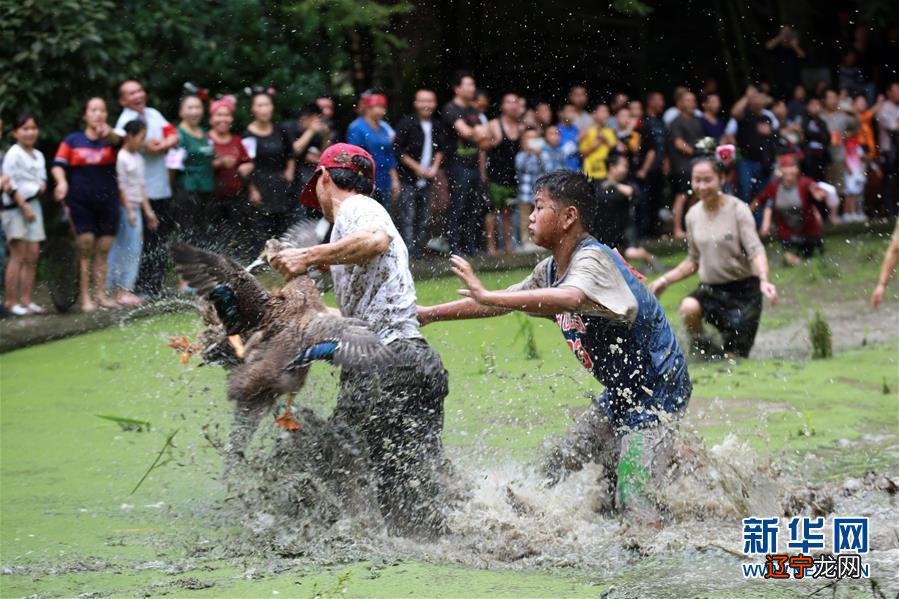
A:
558;124;582;170
538;237;691;430
346;117;397;194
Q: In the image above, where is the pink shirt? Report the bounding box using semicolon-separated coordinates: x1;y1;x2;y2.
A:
116;148;145;205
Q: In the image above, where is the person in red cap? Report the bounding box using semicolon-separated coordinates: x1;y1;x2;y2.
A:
271;143;449;538
346;90;400;211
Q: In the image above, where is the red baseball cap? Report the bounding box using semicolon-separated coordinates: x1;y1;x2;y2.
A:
299;143;376;210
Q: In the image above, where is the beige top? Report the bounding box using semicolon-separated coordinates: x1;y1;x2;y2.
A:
510;239;638;323
686;194;765;285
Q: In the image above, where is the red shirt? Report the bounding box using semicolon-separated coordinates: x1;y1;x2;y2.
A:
53;131;120;202
754;176;822;240
211;134;250;198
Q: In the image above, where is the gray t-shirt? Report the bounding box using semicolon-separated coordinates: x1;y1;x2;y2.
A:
819;110;854;162
686;194;765;285
329;194;422;344
668;115;704;175
774;183;804;232
510;239;638;323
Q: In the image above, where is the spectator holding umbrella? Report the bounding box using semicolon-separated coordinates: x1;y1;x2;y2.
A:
650;157;778;359
52;97;122;312
346;89;400;210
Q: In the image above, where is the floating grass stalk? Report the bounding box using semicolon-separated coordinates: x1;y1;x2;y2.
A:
96;414;151;432
131;429;179;495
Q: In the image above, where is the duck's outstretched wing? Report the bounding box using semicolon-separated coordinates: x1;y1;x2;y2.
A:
275;219;333;292
171;243;269;335
278;218;324;249
284;314;394;371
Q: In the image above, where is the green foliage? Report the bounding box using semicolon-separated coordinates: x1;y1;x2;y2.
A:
307;568;354;599
808;308;832;360
512;313;540;360
0;0;412;143
797;410;816;437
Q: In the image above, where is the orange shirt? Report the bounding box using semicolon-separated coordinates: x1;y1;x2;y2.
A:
858;108;878;159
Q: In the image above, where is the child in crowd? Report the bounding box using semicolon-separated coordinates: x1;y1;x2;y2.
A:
2;113;47;316
596;153;662;271
515;128;546;252
842;120;869;222
541;125;567;171
556;105;582;170
108;120;157;306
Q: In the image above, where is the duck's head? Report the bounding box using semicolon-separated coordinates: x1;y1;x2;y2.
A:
262;238;284;265
246;239;284;273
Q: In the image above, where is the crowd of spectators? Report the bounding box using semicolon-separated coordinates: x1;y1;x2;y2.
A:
2;24;899;316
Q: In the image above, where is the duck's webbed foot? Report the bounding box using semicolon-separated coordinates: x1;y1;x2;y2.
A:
274;393;301;431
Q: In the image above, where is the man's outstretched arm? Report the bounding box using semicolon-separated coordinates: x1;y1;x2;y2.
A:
272;229;390;278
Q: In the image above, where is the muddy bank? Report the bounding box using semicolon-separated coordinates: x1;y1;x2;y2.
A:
752;300;899;359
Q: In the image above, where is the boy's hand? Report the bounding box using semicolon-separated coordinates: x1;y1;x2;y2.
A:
451;255;487;302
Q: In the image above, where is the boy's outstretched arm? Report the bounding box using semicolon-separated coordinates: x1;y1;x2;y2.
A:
417;298;510;326
447;255;588;315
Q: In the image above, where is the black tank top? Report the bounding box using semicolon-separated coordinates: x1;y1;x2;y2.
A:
487;119;519;187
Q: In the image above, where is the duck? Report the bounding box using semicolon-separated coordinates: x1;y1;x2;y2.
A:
171;230;393;466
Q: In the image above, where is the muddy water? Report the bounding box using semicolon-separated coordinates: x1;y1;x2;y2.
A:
215;404;899;597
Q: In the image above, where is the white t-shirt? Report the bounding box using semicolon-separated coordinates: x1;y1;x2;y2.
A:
418;120;434;188
116;148;146;205
115;107;175;199
329;194;422;344
1;144;46;207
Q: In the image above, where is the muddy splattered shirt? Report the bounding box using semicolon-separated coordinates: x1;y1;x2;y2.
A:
512;237;690;430
329;194;422;344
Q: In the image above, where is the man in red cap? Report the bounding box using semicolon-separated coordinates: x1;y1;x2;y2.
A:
271;143;449;538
